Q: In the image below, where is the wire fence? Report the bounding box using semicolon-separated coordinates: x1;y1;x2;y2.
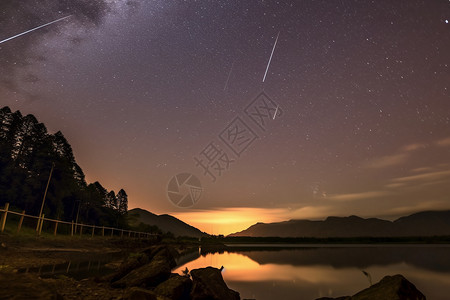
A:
0;203;158;238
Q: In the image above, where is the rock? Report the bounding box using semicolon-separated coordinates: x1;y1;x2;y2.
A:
190;267;240;300
107;245;177;284
105;253;150;283
124;287;158;300
316;274;426;300
111;255;171;288
352;274;426;300
154;273;192;300
142;245;178;269
0;272;63;299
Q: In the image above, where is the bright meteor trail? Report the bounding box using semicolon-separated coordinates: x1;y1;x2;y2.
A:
0;15;72;45
262;31;280;83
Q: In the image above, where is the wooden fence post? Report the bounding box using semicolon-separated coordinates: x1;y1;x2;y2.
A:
71;221;74;236
36;215;41;233
38;214;45;235
1;203;9;232
92;226;95;237
53;220;59;236
128;230;131;237
17;210;25;233
110;228;114;237
80;223;83;236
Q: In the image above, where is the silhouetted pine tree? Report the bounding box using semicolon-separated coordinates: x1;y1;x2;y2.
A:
0;106;129;228
117;189;128;215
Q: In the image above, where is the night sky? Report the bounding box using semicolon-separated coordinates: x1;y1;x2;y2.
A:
1;0;449;235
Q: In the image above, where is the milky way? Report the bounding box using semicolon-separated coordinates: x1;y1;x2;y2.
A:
1;0;450;234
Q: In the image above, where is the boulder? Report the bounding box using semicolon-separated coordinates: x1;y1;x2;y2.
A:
316;274;426;300
190;267;240;300
105;252;150;283
352;274;426;300
154;273;192;300
111;255;171;288
150;246;177;269
108;245;177;284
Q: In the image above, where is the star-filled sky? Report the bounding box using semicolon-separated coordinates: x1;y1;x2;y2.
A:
1;0;449;235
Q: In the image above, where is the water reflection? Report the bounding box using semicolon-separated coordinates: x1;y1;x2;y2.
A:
17;258;117;280
174;245;450;300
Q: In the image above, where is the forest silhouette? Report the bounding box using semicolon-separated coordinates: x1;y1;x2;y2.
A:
0;106;128;228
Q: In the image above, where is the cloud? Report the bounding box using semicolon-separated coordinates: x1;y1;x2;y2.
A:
402;143;426;152
327;190;392;202
410;167;434;173
436;137;450;147
364;153;409;169
288;205;342;220
387;200;450;216
391;169;450;183
385;182;406;189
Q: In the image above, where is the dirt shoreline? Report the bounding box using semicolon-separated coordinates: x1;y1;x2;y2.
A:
0;234;151;270
0;233;199;299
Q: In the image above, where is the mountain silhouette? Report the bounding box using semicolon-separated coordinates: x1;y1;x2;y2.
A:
128;208;207;238
229;210;450;237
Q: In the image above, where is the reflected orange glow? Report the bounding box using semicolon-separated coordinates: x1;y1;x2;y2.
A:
174;252;450;288
173;251;450;299
175;252;351;283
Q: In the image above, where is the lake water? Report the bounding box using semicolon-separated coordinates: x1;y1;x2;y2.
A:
173;244;450;300
16;252;123;280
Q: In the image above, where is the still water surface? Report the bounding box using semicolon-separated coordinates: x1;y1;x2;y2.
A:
173;245;450;300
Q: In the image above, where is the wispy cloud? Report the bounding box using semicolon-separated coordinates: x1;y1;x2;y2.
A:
364;153;409;169
411;167;434;173
387;200;450;216
402;143;426;152
327;190;392;201
385;182;406;189
391;170;450;183
289;205;340;220
364;139;442;170
436;137;450;147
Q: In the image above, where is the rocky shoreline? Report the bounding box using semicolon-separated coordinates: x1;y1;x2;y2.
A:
104;244;240;300
0;237;428;300
0;239;241;300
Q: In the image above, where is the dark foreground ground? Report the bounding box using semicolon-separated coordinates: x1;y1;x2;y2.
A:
0;234;195;299
0;234;429;300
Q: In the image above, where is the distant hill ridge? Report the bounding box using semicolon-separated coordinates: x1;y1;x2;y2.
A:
229;210;450;237
128;208;206;238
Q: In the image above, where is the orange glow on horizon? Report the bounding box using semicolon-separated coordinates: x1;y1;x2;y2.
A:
171;207;287;236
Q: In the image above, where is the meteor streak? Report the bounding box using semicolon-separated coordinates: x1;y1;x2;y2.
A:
0;15;72;45
273;105;279;120
262;31;280;83
223;60;235;91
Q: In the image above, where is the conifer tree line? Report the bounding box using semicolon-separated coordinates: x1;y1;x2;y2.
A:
0;106;128;228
